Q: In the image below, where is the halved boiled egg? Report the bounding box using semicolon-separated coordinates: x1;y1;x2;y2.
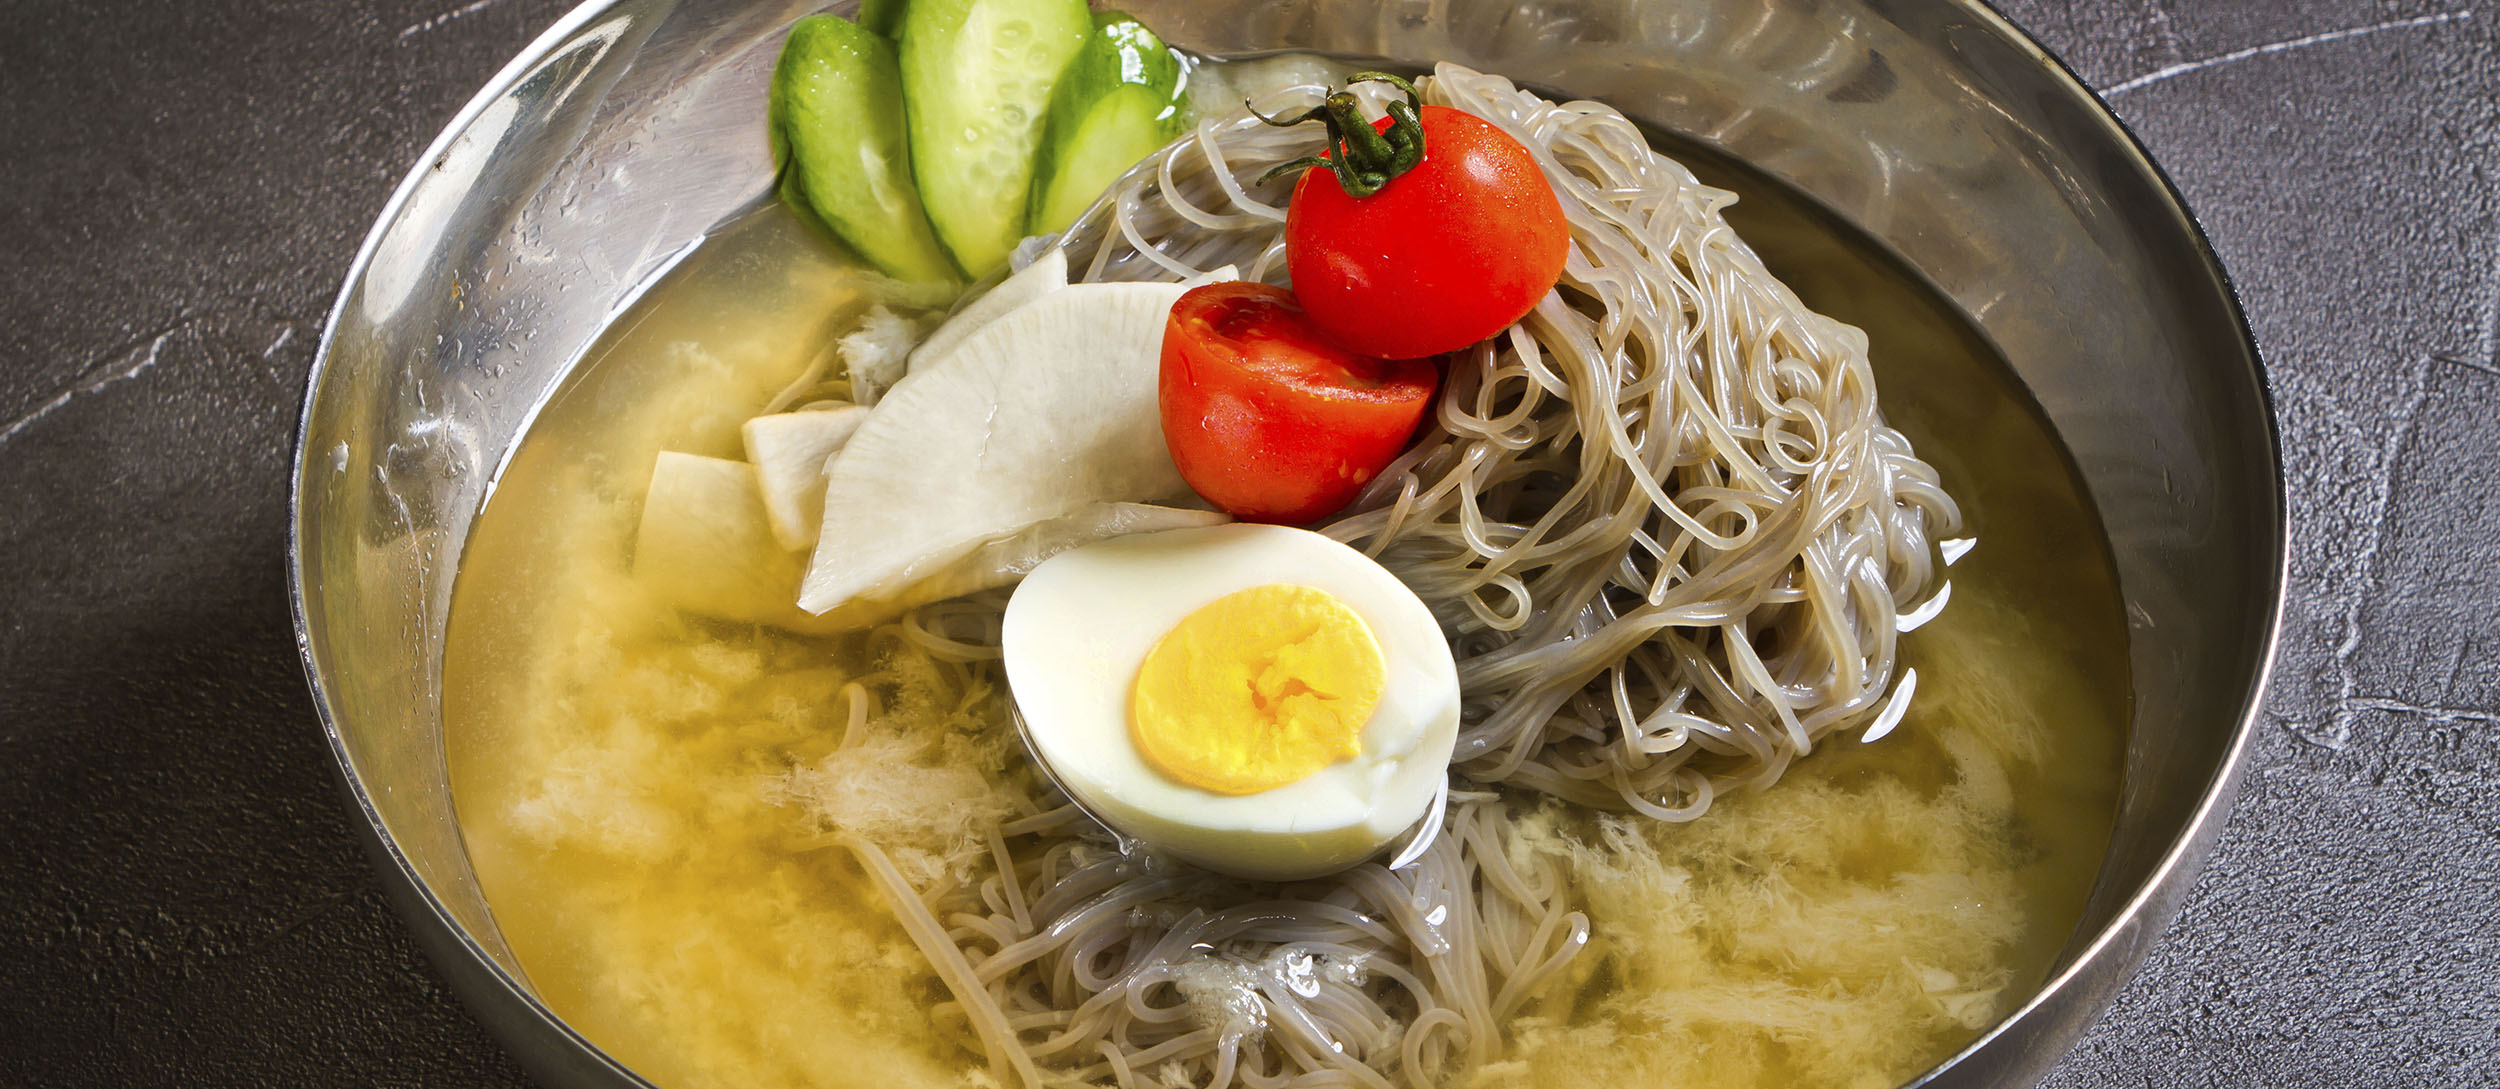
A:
1001;523;1458;880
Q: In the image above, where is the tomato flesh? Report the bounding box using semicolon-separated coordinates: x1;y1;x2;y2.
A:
1159;282;1439;524
1285;106;1569;360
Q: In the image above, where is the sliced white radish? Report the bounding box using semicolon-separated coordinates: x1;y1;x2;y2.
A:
742;406;871;550
882;502;1229;609
635;451;832;633
800;279;1211;614
816;502;1231;628
905;248;1069;375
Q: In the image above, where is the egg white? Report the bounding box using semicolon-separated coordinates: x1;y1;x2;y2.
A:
1001;523;1459;880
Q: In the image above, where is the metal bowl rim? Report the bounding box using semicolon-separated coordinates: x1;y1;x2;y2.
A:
1898;3;2286;1077
288;2;657;1081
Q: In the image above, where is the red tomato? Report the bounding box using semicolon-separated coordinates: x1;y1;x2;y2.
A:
1285;105;1569;360
1160;282;1439;524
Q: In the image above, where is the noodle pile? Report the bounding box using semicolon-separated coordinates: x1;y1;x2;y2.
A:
1067;64;1958;816
812;64;1959;1089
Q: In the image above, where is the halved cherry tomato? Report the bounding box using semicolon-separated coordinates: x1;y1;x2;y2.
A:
1267;78;1569;360
1159;282;1439;524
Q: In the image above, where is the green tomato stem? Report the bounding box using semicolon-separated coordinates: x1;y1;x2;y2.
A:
1251;72;1426;198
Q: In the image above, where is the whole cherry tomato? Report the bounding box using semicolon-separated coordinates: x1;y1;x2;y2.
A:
1262;74;1570;360
1159;282;1439;524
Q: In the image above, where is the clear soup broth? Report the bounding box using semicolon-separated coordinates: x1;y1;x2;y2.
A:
445;110;2127;1089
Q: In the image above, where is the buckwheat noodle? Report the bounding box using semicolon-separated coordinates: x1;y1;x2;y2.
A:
829;63;1957;1089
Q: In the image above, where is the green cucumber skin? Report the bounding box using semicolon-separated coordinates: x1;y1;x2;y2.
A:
855;0;908;37
772;15;960;284
899;0;1092;278
1027;12;1188;235
1030;86;1180;234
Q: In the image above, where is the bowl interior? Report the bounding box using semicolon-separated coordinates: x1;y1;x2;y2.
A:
292;1;2280;1085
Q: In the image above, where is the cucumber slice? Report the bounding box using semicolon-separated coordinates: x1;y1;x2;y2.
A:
855;0;907;38
1029;13;1188;235
771;15;960;284
899;0;1091;278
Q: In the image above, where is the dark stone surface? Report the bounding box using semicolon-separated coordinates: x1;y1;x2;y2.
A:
0;0;2490;1085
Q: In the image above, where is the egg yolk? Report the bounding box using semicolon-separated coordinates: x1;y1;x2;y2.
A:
1130;584;1387;795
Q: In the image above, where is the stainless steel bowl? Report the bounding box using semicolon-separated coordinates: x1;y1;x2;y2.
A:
290;1;2284;1085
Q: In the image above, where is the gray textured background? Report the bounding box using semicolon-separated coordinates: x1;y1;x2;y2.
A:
1;0;2492;1084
